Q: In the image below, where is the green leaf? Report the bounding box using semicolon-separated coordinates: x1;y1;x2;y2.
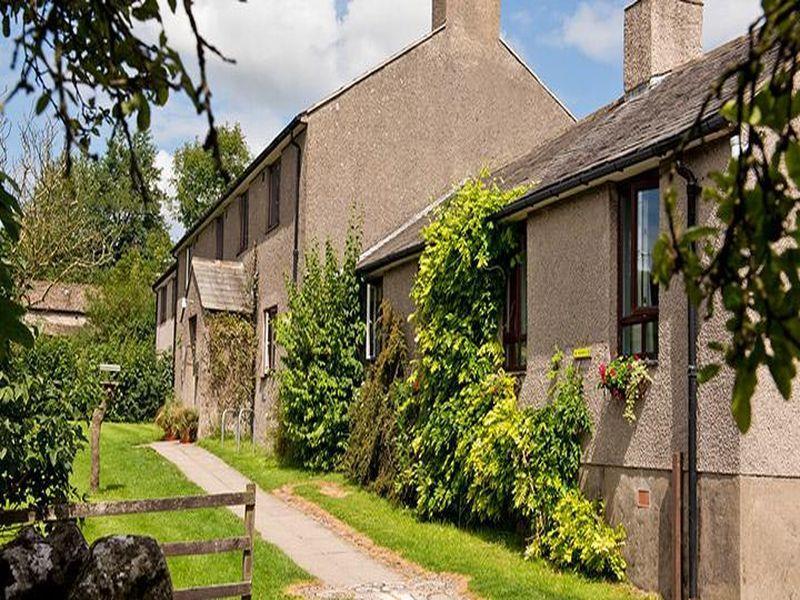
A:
698;363;721;384
731;368;756;433
786;142;800;187
35;92;51;115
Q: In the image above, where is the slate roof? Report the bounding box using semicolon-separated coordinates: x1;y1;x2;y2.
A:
192;258;252;314
26;281;94;314
358;34;750;273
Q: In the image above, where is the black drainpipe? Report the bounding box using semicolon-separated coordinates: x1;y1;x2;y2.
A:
676;161;700;600
289;132;303;284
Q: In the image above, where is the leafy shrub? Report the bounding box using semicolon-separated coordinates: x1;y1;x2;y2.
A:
527;489;627;582
79;340;172;423
344;301;407;498
276;222;363;470
12;334;103;418
175;406;199;442
0;371;85;514
466;351;592;536
155;398;180;440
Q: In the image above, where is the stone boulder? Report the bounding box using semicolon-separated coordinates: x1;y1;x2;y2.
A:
0;522;89;599
69;535;173;600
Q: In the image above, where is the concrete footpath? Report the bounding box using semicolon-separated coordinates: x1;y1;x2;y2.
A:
151;442;463;600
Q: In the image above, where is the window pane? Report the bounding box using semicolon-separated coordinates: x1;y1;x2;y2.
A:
637;187;659;309
621;196;632;317
644;320;657;356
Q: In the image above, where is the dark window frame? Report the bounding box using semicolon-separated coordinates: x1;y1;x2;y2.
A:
267;160;281;232
617;172;660;358
364;279;383;362
158;286;167;324
239;192;249;254
263;305;278;374
503;225;527;372
215;216;224;260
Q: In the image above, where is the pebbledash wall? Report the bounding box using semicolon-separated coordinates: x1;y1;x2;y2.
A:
506;137;799;599
170;0;574;443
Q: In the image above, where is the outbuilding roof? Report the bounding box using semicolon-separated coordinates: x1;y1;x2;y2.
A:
358;33;750;273
25;281;94;315
191;258;252;314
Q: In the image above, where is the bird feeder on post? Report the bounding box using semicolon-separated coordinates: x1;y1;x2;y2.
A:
90;363;120;493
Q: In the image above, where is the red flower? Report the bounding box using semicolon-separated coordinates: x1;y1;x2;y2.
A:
599;363;607;383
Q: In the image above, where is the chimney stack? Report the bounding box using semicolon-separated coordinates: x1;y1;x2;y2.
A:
431;0;501;42
624;0;704;94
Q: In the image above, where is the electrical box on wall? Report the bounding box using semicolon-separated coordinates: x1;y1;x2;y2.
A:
636;488;651;509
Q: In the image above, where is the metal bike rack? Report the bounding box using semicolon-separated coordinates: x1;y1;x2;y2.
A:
220;408;237;445
236;408;255;452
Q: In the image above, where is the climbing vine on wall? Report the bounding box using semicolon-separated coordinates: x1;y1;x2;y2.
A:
206;313;256;416
393;173;627;580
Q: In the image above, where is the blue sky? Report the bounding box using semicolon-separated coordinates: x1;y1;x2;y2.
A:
0;0;761;240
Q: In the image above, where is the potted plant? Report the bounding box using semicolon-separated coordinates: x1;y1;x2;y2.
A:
598;355;652;423
155;401;178;441
179;408;199;444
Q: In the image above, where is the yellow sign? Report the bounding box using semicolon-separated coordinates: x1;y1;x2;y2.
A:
572;347;592;360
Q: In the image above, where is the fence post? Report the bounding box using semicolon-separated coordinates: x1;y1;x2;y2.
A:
242;483;255;600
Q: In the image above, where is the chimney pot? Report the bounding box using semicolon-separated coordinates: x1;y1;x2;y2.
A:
624;0;704;94
431;0;501;42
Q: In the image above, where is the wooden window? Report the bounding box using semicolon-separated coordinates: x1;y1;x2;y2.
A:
503;225;527;371
263;306;277;374
189;316;198;370
365;280;383;361
215;216;224;260
268;160;281;231
184;246;193;292
170;278;177;318
239;193;249;253
618;174;660;358
158;287;167;324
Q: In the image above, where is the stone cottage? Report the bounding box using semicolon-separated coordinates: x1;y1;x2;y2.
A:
24;280;94;336
359;2;799;599
155;0;799;598
161;0;573;436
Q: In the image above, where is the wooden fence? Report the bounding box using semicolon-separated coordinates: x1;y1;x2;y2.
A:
0;484;256;600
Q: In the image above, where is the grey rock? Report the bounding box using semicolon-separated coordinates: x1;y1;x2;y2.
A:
69;535;172;600
0;523;89;600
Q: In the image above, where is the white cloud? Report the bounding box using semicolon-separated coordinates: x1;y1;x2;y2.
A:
154;149;185;242
153;0;429;152
560;1;624;65
703;0;761;49
558;0;762;64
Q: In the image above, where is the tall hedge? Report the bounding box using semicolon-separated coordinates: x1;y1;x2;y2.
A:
276;223;363;470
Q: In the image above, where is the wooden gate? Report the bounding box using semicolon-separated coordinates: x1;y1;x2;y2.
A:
0;484;256;599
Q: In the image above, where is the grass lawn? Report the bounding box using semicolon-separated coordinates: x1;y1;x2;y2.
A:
202;437;649;600
72;423;311;598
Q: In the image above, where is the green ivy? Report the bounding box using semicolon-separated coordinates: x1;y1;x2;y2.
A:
396;174;625;580
207;313;256;417
397;174;527;520
344;301;408;498
276;222;363;471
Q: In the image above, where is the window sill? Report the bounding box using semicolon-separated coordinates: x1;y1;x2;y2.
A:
265;224;280;236
505;368;527;377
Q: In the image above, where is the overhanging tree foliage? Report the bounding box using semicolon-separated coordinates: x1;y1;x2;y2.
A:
172;123;252;229
655;0;800;431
